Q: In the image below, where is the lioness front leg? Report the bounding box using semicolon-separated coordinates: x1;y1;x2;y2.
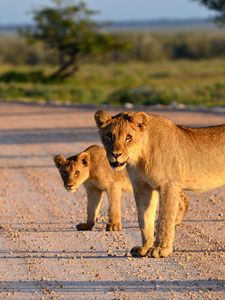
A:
148;185;180;258
106;185;122;231
76;187;103;231
131;185;159;257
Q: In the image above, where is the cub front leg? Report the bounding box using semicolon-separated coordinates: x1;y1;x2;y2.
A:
76;187;103;231
148;185;180;258
106;185;122;231
131;185;159;257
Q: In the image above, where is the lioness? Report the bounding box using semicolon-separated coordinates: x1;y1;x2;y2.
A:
95;110;225;258
54;145;131;231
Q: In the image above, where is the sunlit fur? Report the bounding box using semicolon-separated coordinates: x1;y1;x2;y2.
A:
95;111;148;171
95;110;225;258
54;145;131;231
54;153;89;193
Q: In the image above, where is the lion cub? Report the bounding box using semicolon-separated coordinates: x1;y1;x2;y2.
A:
54;145;188;232
54;145;132;231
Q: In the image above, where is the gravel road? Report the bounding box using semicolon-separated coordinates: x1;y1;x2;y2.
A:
0;102;224;300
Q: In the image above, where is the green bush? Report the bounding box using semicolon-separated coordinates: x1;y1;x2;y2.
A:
0;70;46;83
0;36;58;65
165;33;225;59
102;32;225;62
106;86;180;106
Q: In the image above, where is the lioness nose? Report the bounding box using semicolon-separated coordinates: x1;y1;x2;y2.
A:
112;152;122;159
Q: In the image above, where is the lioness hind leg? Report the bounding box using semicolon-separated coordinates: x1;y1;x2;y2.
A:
76;187;103;231
175;191;189;226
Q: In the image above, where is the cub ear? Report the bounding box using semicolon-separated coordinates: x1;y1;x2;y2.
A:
130;112;148;130
94;110;112;129
54;155;66;168
78;152;90;167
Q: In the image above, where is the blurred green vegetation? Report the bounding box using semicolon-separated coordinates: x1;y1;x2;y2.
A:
1;32;225;65
1;59;225;107
19;0;128;79
0;32;225;107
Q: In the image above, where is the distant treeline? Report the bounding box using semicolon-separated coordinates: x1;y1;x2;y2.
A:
0;31;225;65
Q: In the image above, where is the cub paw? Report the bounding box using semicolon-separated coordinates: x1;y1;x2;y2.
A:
106;222;122;231
130;246;148;257
76;223;93;231
147;246;172;258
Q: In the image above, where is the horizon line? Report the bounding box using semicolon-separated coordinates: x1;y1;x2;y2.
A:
0;17;215;27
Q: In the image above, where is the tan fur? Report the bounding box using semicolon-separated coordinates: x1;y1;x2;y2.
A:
54;145;132;231
95;110;224;258
54;144;188;233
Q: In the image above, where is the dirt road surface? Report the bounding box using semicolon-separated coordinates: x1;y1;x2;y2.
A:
0;102;224;300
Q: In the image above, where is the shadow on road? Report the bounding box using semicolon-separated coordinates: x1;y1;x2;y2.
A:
0;249;126;260
0;127;99;145
0;248;224;260
0;164;54;170
0;154;52;159
0;221;139;233
0;279;224;293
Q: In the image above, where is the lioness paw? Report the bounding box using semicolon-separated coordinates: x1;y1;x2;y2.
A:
130;246;148;257
147;246;172;258
76;223;93;231
106;222;122;231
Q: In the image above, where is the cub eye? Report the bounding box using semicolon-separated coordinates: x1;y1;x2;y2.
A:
75;170;80;176
126;134;132;141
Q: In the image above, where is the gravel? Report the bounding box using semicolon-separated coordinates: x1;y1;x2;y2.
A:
0;102;224;299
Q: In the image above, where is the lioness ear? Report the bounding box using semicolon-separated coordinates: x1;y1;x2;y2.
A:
78;152;90;167
130;112;148;130
94;110;112;129
54;155;66;168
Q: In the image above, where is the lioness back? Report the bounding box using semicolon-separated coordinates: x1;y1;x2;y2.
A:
95;111;225;191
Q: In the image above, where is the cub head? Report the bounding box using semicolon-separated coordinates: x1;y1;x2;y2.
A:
94;110;148;170
53;152;90;192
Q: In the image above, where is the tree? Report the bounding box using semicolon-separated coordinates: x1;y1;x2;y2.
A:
195;0;225;24
20;0;127;79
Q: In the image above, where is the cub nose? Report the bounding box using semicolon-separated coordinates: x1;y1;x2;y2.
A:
112;152;122;159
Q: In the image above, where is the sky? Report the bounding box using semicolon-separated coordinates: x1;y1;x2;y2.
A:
0;0;214;25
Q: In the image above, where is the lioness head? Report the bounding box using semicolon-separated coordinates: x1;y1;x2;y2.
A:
54;152;90;192
94;110;148;170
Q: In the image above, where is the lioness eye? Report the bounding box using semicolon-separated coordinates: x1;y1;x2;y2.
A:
126;134;132;141
75;170;80;176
